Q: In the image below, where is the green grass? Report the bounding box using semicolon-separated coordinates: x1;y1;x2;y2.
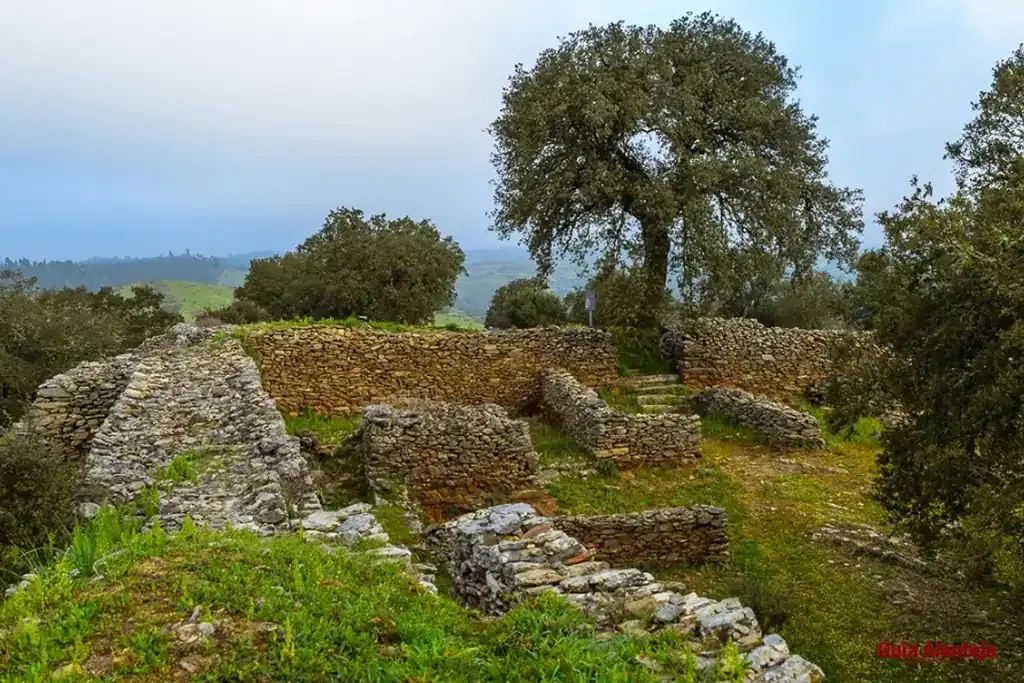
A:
0;513;750;682
537;419;1020;683
118;281;234;321
433;309;484;330
283;410;362;445
529;422;594;467
155;449;209;485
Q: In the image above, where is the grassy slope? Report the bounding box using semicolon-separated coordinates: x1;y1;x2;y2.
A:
537;416;1020;683
118;281;234;321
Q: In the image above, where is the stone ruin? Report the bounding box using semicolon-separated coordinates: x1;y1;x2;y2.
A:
347;401;540;510
692;386;826;451
541;368;702;468
424;504;824;682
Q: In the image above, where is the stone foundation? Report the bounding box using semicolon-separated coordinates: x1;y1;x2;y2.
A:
693;386;825;451
349;401;539;509
541;369;701;468
551;506;729;568
424;504;824;681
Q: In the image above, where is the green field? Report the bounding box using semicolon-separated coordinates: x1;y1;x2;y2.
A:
118;280;234;321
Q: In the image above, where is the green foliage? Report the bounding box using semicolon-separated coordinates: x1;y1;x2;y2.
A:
0;270;181;426
157;449;207;485
284;409;362;445
117;280;234;322
197;298;271;325
0;522;736;682
846;45;1024;596
489;12;862;324
0;430;77;587
608;326;674;375
565;267;664;329
233;207;466;325
709;270;852;329
484;277;567;328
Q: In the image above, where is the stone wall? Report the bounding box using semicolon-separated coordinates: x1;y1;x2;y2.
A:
73;324;322;534
540;369;701;468
551;506;729;568
424;504;824;681
15;354;138;465
242;325;620;416
663;316;882;396
692;386;825;451
349;401;539;509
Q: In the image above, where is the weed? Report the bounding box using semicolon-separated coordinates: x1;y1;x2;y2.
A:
157;449;208;485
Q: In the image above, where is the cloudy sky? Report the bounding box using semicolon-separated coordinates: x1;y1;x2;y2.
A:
1;0;1022;261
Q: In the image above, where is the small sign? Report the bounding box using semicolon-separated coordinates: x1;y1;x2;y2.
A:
584;289;597;312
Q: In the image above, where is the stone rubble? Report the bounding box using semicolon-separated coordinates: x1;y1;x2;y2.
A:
692;386;826;451
425;504;824;682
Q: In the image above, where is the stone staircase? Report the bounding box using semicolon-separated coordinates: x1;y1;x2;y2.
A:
624;374;691;414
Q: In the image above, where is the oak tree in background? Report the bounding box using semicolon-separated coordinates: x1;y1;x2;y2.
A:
564;267;668;328
234;208;466;325
488;12;864;327
845;45;1024;596
484;277;567;329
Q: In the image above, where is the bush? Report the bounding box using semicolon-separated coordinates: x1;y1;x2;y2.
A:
196;299;270;325
484;277;567;329
608;327;674;376
0;430;78;586
565;267;669;329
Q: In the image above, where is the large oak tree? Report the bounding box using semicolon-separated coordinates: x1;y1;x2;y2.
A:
488;12;863;325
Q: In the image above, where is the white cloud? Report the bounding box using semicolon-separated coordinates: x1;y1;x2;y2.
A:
0;0;707;169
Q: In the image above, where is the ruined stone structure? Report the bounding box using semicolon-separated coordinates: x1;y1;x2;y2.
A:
541;369;701;468
663;316;882;397
551;506;729;568
692;386;826;451
242;325;620;416
425;504;824;681
348;401;539;509
16;354;137;464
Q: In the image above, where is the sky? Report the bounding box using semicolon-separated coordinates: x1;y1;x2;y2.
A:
2;0;1023;262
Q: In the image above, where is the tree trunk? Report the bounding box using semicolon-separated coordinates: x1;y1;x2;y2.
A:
639;221;670;328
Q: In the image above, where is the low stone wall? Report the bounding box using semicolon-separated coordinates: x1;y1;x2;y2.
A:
351;401;539;509
540;369;701;468
424;504;823;680
242;325;620;416
77;324;321;534
692;386;825;451
663;316;882;397
15;354;138;465
551;506;729;568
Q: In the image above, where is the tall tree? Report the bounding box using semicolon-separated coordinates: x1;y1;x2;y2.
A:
488;12;863;326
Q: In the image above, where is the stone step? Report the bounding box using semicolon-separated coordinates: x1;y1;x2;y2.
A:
639;404;674;414
636;394;685;406
633;384;687;395
626;374;680;386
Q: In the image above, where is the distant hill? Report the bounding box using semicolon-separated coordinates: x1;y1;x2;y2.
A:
117;281;235;322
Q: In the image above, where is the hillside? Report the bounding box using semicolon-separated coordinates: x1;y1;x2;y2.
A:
118;281;234;321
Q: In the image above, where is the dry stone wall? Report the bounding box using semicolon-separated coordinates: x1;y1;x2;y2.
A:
663;316;882;396
541;369;701;468
693;386;825;451
551;506;729;568
15;354;137;465
349;401;539;509
424;504;824;681
242;325;620;416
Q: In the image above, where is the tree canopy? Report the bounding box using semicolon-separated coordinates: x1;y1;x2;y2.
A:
488;12;863;326
842;45;1024;596
484;277;567;329
233;208;466;325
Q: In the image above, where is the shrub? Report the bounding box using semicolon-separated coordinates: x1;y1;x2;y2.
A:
608;326;674;376
0;430;78;586
484;277;567;329
565;267;669;329
196;299;270;325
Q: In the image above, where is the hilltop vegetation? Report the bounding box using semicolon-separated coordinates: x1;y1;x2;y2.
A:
116;281;234;322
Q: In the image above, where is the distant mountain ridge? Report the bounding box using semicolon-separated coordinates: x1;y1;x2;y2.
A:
4;246;852;320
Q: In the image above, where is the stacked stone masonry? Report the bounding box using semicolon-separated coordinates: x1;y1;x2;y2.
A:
425;504;824;682
693;386;826;451
663;316;883;397
16;354;137;465
242;325;620;416
551;506;729;568
541;369;701;468
348;401;540;509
